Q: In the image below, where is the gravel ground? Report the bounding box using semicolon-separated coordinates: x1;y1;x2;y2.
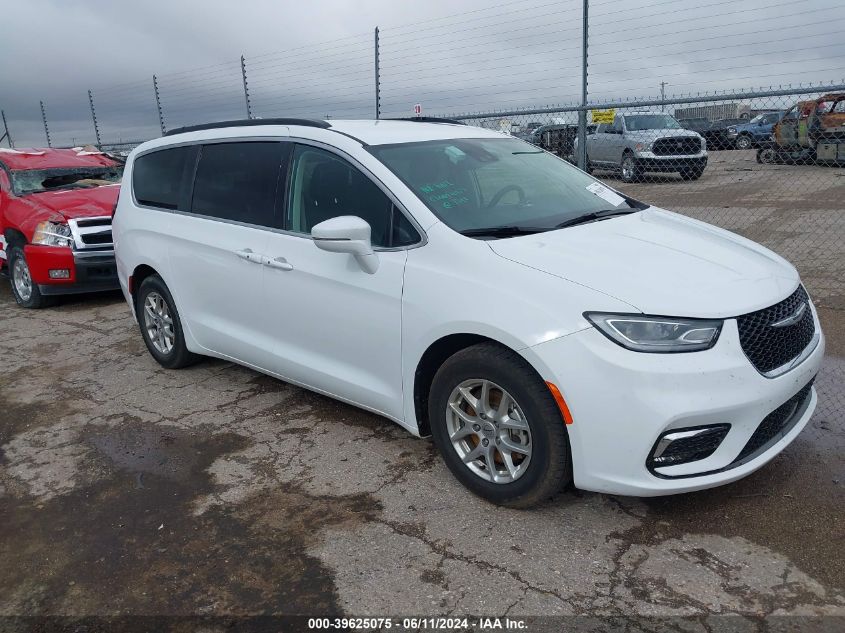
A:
1;153;844;630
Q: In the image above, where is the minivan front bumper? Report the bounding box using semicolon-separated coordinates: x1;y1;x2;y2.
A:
523;307;824;496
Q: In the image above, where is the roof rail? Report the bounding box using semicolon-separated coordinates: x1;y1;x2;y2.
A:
386;116;467;126
164;118;331;136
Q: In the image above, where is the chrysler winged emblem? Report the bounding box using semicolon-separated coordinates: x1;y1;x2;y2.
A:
771;302;807;328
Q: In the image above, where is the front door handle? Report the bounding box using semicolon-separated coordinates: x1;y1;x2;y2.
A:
235;248;262;264
264;256;294;271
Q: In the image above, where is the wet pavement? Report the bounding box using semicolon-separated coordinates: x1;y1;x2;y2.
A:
1;281;844;628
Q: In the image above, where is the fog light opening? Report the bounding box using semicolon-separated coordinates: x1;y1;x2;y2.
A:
48;269;71;279
648;424;730;471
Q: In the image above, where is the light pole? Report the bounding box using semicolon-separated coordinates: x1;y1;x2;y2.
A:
576;0;589;170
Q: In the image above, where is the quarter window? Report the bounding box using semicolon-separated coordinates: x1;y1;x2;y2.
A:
191;142;286;227
287;145;416;248
133;146;190;209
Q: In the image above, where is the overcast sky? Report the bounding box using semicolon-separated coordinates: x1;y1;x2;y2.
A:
2;0;843;146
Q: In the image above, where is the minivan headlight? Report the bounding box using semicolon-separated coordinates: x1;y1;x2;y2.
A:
32;220;73;248
584;313;723;352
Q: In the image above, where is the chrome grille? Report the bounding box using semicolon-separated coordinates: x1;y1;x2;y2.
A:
68;216;113;251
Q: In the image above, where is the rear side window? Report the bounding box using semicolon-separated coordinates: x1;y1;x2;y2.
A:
191;142;285;227
133;146;190;209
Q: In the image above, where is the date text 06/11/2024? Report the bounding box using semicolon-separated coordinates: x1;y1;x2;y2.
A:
306;617;528;630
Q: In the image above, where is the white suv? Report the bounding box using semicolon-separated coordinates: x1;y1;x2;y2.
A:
113;118;824;507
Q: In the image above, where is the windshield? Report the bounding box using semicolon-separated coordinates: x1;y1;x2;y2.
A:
748;114;765;124
10;166;123;196
368;138;639;233
624;114;681;131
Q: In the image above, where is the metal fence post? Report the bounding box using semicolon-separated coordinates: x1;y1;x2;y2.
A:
576;0;589;170
88;90;102;148
40;100;52;148
153;75;166;135
374;26;381;120
0;110;13;148
240;55;253;119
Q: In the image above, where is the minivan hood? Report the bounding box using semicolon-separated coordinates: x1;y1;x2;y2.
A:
487;209;799;318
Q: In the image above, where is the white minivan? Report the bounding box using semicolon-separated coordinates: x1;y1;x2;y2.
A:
113;118;824;507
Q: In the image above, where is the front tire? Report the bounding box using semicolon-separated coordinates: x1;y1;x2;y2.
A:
8;246;53;309
135;275;199;369
620;153;641;183
757;147;778;164
735;134;753;150
679;166;704;180
428;343;571;508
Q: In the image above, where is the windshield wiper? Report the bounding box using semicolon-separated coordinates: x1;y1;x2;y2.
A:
460;225;550;238
554;208;640;229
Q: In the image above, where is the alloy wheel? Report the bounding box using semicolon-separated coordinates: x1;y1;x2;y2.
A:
143;291;176;354
12;256;33;302
445;379;532;484
621;156;636;181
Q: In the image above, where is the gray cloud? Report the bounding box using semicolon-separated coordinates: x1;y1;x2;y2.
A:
2;0;843;146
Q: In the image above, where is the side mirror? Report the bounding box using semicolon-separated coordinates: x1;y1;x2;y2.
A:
312;215;379;274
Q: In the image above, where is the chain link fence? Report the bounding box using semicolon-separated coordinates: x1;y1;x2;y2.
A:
453;88;845;306
2;0;843;434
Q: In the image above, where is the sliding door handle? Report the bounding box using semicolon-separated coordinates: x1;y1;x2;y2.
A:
235;248;262;264
264;256;294;271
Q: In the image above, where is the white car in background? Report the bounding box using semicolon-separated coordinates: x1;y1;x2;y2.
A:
113;118;823;507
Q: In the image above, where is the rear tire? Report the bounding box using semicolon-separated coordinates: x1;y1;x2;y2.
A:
8;246;54;309
428;342;571;508
135;274;199;369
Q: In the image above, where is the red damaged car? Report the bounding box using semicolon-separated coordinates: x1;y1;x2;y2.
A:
0;148;123;308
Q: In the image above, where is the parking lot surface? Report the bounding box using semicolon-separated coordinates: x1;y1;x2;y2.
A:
1;155;844;626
